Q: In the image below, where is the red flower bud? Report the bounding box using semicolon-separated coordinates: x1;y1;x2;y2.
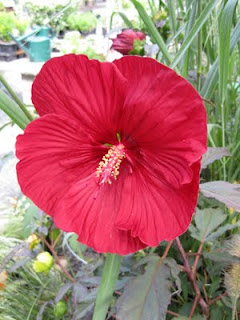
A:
111;29;146;55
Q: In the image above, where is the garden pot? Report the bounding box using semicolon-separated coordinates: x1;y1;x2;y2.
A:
0;41;18;54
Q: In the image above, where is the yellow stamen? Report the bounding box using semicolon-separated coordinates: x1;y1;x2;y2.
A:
96;144;125;185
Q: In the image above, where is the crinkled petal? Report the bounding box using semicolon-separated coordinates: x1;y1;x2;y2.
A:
114;56;207;188
32;54;127;142
16;114;99;215
114;161;201;246
54;175;147;254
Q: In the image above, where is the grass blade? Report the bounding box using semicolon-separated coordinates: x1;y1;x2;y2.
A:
167;0;177;35
110;11;134;29
170;0;220;69
130;0;172;65
218;0;238;104
0;89;30;130
200;19;240;98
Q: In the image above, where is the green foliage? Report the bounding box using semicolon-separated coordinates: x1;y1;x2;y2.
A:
67;12;97;33
57;31;105;61
0;12;28;42
0;12;16;42
25;2;75;32
116;256;180;320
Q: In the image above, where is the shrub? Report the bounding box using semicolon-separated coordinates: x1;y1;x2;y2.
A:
67;11;97;33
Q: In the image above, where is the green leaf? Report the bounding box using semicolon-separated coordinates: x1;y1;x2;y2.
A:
200;181;240;212
189;208;226;241
206;221;240;242
92;254;122;320
218;0;238;105
167;0;177;35
22;199;41;238
116;255;180;320
0;89;30;130
201;147;231;169
130;0;172;65
110;12;134;29
181;0;198;78
170;0;220;69
201;19;240;98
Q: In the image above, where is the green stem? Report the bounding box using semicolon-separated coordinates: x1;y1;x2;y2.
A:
0;74;34;122
92;253;122;320
221;102;226;181
231;296;237;320
0;89;30;130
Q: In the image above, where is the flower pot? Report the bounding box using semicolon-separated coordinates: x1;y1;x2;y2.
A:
0;41;18;54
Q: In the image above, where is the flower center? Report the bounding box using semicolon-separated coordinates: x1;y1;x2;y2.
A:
96;144;125;185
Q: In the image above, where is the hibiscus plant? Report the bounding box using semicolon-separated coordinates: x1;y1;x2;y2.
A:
0;0;240;319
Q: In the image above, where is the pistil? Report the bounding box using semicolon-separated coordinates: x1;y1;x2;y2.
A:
96;144;125;185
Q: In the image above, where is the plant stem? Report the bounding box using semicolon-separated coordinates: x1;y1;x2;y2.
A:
0;74;34;122
0;89;30;130
175;237;209;317
92;253;122;320
39;235;74;282
231;296;238;320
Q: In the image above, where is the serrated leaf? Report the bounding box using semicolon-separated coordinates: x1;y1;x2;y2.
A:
36;301;53;320
72;302;94;320
172;316;206;320
200;181;240;212
72;282;88;305
190;208;226;241
55;283;73;303
206;222;240;241
116;255;180;320
201;147;231;169
164;258;181;295
203;251;240;264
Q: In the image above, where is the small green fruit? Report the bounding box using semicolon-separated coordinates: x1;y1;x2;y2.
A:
33;252;54;274
54;300;67;318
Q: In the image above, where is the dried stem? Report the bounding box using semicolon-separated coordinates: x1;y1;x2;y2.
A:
167;310;181;317
188;294;200;319
209;291;228;305
192;232;206;275
175;237;209;318
52;231;63;249
158;240;173;266
40;235;74;282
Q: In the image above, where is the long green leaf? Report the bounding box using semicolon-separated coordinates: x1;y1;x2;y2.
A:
200;19;240;98
130;0;172;65
110;12;134;29
0;89;30;130
167;0;177;35
181;0;198;78
170;0;220;69
218;0;238;105
0;74;34;122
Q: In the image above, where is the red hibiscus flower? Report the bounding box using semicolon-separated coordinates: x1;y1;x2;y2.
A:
16;55;207;255
111;29;146;55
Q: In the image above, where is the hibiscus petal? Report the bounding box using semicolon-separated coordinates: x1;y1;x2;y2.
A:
114;161;201;246
114;56;207;187
16;114;99;215
32;54;127;142
53;175;147;254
